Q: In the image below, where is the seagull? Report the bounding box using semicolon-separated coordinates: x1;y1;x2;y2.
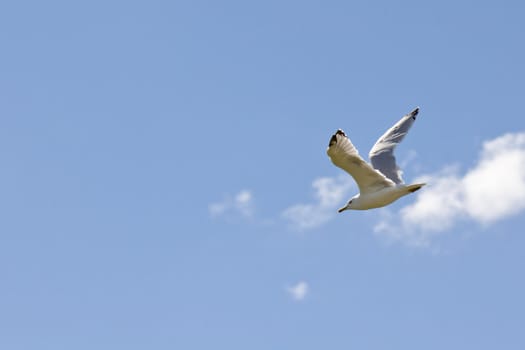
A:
327;107;425;212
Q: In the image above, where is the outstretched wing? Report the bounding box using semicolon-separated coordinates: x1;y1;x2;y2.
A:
327;130;394;194
369;107;419;184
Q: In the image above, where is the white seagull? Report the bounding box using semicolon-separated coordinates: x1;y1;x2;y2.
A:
327;107;426;212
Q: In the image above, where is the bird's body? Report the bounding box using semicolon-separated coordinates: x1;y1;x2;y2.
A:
340;183;425;211
327;107;425;212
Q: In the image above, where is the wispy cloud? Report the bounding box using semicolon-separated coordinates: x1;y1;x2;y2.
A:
209;189;254;218
282;175;354;230
286;281;309;301
375;132;525;247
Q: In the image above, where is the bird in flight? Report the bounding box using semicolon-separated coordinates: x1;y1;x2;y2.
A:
327;107;425;212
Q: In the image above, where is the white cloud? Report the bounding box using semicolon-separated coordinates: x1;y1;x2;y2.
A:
209;189;254;218
286;281;309;301
208;201;228;216
234;190;254;217
282;175;354;230
375;132;525;247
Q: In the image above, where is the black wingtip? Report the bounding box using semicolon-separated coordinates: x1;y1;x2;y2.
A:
328;129;346;147
409;107;420;120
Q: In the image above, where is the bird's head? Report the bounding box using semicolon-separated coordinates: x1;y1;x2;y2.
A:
338;197;358;213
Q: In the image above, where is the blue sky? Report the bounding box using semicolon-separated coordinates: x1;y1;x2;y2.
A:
1;0;525;349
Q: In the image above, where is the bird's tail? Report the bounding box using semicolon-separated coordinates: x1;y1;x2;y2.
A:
406;183;426;193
